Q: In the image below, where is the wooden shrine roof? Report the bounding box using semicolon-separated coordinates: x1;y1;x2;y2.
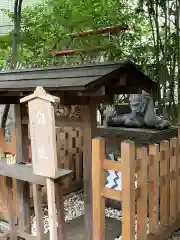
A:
0;60;157;94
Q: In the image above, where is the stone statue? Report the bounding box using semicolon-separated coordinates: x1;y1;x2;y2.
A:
103;91;170;130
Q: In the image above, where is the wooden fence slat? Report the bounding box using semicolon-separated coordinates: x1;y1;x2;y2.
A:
102;187;122;201
75;128;82;182
149;144;160;233
4;177;17;240
136;147;148;240
103;159;122;172
64;130;70;189
92;137;105;240
160;141;170;226
169;138;178;223
68;128;73;186
121;140;136;240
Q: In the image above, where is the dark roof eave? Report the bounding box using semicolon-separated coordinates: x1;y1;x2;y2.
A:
0;60;129;75
0;85;87;92
0;60;157;93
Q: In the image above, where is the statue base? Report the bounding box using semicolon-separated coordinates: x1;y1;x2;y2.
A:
97;126;178;154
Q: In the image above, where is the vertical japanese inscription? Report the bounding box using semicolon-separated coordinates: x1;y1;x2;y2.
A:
29;99;57;178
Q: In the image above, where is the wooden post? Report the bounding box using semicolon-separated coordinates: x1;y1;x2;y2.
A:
32;184;44;240
169;138;178;223
160;141;170;226
55;180;67;240
46;178;58;240
20;87;59;178
121;141;135;240
149;144;160;233
21;87;71;240
82;100;96;240
92;137;105;240
14;104;31;233
136;147;148;240
4;177;16;240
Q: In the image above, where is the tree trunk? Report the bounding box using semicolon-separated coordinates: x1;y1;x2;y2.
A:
1;0;23;133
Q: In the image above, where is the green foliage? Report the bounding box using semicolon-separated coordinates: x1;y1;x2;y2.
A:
0;0;150;67
1;0;180;122
0;34;12;69
135;0;180;122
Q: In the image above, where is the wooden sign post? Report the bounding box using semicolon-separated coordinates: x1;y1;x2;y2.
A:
21;87;71;240
20;86;59;178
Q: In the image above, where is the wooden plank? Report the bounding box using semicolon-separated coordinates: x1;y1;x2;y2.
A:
92;138;105;240
56;128;63;169
136;147;148;240
66;127;73;188
169;138;178;223
121;141;135;240
32;184;44;240
4;177;17;240
55;181;67;240
159;141;170;226
149;144;160;233
0;160;72;184
103;159;122;172
0;175;8;221
82;101;96;240
17;181;31;233
46;178;58;240
63;129;70;190
14;104;23;162
102;187;122;201
0;160;45;185
75;128;83;183
178;127;180;214
14;104;31;233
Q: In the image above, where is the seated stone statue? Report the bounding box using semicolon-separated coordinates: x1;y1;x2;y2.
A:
103;91;170;130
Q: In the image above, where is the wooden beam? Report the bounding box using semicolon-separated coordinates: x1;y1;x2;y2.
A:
0;97;20;104
14;104;31;233
78;86;106;96
0;160;72;185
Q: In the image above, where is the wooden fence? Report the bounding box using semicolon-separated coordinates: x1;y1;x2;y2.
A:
0;128;17;221
0;126;83;220
92;137;180;240
56;127;83;193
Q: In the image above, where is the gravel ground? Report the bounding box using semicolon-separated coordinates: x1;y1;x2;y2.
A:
0;192;180;239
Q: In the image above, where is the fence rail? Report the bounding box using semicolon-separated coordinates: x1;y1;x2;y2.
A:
92;137;180;240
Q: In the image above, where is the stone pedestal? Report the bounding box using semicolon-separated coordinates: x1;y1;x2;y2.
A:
97;126;178;155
